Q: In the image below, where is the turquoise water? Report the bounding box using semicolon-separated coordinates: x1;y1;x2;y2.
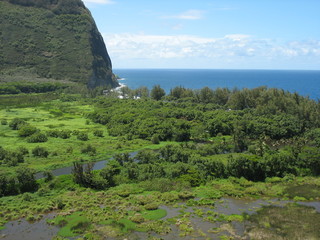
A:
114;69;320;99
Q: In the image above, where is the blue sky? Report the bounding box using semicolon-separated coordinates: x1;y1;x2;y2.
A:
83;0;320;70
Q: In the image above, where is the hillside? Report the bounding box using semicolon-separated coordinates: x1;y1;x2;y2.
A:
0;0;119;88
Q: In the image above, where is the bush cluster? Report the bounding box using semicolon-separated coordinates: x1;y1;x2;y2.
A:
32;146;49;158
46;129;71;139
27;133;48;143
0;146;27;166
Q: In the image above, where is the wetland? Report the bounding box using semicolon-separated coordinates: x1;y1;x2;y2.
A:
1;85;320;239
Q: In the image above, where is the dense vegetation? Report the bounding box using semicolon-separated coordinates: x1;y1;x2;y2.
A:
0;81;70;94
0;0;118;88
1;85;320;239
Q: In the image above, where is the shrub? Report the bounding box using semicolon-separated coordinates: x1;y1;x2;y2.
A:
9;118;27;130
1;119;7;125
46;130;60;138
66;146;73;154
81;144;96;156
59;130;71;139
130;214;145;223
0;174;19;196
77;132;88;141
90;173;109;190
18;125;38;137
32;146;49;158
22;192;33;202
27;133;48;143
17;146;29;156
47;129;71;139
43;171;54;182
178;191;195;200
4;151;24;166
151;134;160;144
93;129;104;137
0;146;6;160
16;167;38;193
144;203;159;210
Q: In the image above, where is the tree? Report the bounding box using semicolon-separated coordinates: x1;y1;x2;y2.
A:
135;86;150;98
227;155;264;181
16;167;38;193
151;85;165;101
0;173;18;196
100;160;121;187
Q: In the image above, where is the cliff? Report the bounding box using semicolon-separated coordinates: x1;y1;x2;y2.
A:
0;0;119;88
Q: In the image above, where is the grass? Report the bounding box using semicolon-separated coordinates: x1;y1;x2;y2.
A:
49;212;90;237
143;209;167;220
0;100;173;172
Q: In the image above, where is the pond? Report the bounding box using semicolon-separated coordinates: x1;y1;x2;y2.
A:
0;213;58;240
1;197;320;239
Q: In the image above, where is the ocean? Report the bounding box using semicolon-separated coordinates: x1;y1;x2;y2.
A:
113;69;320;100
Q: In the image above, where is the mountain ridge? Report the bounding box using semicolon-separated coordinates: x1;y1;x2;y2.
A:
0;0;119;88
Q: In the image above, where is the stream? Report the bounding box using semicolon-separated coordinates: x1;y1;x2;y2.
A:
35;151;138;179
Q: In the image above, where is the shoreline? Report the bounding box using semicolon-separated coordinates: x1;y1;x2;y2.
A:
115;83;126;91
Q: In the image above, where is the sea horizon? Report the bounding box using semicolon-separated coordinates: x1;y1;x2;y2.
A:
113;68;320;100
114;68;320;72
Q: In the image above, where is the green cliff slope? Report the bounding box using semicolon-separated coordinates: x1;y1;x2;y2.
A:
0;0;119;88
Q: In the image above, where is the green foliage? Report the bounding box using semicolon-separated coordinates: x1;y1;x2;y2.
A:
77;132;89;141
151;134;160;144
0;82;69;95
0;173;19;196
0;146;25;166
72;162;109;189
81;144;97;156
9;118;27;130
227;155;264;181
16;167;38;193
47;129;71;139
151;85;165;101
18;124;38;137
43;170;54;182
27;132;48;143
93;129;104;137
100;160;121;187
32;146;49;158
17;146;29;156
3;151;24;166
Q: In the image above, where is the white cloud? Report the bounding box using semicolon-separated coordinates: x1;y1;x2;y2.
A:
162;10;204;20
83;0;115;5
102;33;320;69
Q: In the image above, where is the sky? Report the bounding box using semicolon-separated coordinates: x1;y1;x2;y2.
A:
83;0;320;70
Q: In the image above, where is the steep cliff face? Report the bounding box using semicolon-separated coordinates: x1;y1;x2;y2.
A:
0;0;119;88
